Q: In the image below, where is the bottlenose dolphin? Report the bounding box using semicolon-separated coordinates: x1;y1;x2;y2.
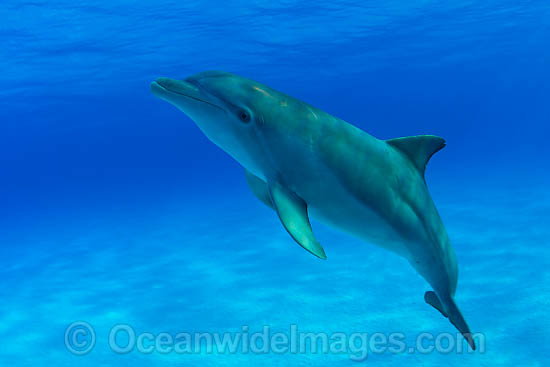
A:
150;71;476;350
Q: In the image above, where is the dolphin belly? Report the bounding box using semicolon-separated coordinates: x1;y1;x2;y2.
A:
296;170;412;258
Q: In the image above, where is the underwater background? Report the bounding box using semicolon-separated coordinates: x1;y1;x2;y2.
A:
1;0;549;366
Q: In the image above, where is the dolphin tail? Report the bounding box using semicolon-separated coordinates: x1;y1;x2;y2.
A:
424;291;476;350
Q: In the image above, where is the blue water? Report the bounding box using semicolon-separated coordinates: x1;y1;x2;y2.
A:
1;1;549;366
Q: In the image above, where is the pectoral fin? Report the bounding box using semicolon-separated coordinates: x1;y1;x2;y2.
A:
268;182;327;260
244;169;273;209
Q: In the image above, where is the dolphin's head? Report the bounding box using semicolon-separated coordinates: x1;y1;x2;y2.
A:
151;70;300;178
150;71;241;137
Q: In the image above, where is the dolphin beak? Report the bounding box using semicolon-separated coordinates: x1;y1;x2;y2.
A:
150;80;168;97
151;77;200;99
150;77;223;113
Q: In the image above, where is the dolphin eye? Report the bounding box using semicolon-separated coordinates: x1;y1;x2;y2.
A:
238;110;251;123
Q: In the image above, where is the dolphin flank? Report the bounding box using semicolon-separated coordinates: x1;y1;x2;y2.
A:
150;70;476;350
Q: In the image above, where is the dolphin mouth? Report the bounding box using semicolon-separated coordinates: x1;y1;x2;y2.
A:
151;78;224;111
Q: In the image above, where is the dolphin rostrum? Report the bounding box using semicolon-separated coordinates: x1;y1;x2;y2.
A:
151;71;476;350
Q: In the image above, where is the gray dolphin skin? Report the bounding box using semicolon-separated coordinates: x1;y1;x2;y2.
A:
150;71;476;350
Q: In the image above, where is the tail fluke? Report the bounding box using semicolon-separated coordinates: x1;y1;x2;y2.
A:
424;290;448;317
424;291;476;350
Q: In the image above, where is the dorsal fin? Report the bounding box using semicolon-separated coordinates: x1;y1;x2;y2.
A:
386;135;446;176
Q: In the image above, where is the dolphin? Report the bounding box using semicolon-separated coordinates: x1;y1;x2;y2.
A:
150;70;476;350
